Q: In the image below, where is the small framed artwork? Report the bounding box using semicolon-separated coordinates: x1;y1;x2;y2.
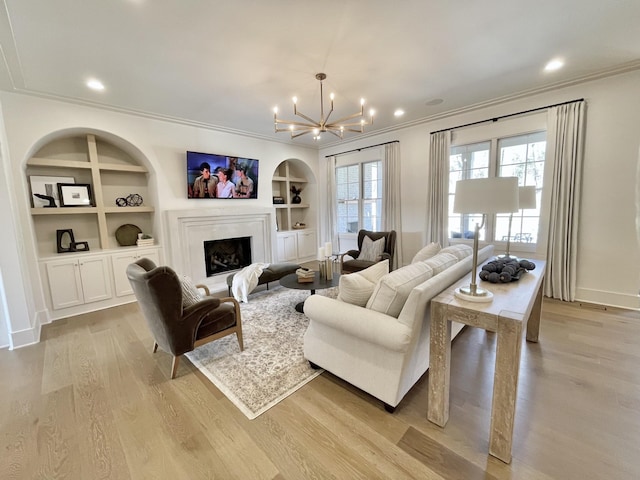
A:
29;175;75;207
58;183;93;207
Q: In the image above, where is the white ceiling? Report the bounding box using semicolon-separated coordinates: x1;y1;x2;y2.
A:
2;0;640;147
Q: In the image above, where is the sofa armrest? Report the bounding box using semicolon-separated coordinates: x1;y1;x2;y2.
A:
304;295;412;352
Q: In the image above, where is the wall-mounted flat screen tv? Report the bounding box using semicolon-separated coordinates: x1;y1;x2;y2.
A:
187;151;259;199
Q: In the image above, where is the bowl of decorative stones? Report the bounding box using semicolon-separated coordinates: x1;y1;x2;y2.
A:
479;258;536;284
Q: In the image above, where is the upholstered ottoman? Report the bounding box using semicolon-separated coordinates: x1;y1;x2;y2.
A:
226;263;300;296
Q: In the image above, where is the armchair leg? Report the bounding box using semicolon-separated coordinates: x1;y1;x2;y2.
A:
170;355;180;379
236;331;244;351
152;341;158;353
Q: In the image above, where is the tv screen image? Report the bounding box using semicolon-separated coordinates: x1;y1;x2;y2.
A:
187;151;259;199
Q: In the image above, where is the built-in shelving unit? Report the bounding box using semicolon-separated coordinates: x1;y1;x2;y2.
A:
272;160;311;231
26;134;155;256
272;160;317;262
26;133;161;320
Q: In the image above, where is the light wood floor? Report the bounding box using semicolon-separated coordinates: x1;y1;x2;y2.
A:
1;297;639;479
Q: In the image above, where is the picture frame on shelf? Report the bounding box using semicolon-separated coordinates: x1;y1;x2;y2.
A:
29;175;75;208
58;183;93;207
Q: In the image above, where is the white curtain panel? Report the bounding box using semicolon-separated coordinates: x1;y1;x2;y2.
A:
325;155;338;249
544;101;585;301
426;130;451;247
383;143;403;268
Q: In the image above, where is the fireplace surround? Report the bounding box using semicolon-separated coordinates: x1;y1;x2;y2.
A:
165;207;275;292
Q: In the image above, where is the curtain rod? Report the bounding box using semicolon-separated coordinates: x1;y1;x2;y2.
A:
324;140;399;158
429;98;584;135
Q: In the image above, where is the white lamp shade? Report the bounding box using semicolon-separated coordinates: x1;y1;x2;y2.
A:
518;186;537;210
453;177;519;214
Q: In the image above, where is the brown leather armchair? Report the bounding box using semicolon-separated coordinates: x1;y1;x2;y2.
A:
340;229;397;274
126;258;243;379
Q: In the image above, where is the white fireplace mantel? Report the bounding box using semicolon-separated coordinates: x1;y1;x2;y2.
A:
165;207;276;291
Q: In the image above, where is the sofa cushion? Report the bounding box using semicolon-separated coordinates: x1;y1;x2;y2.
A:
423;252;458;275
366;262;434;318
358;235;385;262
337;260;389;306
178;274;202;307
440;244;473;261
411;242;441;263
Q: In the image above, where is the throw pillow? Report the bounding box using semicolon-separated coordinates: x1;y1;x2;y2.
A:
366;262;434;318
423;252;458;275
337;260;389;306
411;242;441;263
358;235;385;262
440;244;473;261
178;274;203;307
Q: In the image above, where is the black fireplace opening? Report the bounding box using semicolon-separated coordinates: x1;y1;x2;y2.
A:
204;236;252;277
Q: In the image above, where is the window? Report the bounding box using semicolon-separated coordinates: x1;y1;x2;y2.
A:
336;160;382;233
448;131;546;245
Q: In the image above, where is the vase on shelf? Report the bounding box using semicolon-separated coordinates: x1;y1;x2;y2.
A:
291;194;301;204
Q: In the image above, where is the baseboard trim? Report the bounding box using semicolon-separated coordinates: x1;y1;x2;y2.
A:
575;287;640;311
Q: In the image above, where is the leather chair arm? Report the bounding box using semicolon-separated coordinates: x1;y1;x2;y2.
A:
181;297;222;330
340;249;360;264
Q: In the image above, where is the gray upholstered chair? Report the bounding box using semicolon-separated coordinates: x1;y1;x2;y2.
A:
340;229;397;274
126;258;243;379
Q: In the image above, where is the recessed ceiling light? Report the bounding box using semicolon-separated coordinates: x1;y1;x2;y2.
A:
544;59;564;72
394;109;405;117
86;79;105;91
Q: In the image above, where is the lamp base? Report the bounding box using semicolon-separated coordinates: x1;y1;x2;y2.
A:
454;286;494;303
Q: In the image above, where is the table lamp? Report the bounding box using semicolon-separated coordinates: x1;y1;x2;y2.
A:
501;185;537;259
453;177;519;302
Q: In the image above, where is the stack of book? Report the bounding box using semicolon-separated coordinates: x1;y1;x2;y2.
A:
296;268;315;283
136;236;155;247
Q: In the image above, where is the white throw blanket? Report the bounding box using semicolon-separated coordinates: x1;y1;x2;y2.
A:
231;263;269;303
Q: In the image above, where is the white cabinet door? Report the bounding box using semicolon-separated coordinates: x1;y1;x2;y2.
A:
46;255;112;309
79;256;112;304
296;229;317;259
112;248;161;297
46;259;84;310
276;232;297;262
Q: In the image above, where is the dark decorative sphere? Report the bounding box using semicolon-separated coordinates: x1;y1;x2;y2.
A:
482;263;498;273
115;197;127;207
126;193;143;207
487;272;500;283
499;272;512;283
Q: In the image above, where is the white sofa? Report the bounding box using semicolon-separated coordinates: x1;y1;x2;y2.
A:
303;244;494;412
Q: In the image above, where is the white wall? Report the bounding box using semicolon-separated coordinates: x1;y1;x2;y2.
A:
0;68;638;350
319;69;640;310
0;93;318;348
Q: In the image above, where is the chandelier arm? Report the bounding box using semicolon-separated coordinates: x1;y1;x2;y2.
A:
327;129;344;139
291;130;313;139
323;105;334;125
328;111;368;125
294;110;320;126
327;121;371;130
276;127;315;134
275;119;319;129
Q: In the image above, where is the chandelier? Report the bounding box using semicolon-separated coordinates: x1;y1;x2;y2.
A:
273;73;374;140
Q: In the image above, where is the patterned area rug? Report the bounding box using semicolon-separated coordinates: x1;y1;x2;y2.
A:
186;285;337;419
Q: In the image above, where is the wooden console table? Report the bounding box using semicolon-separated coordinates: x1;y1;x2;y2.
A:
427;259;545;463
